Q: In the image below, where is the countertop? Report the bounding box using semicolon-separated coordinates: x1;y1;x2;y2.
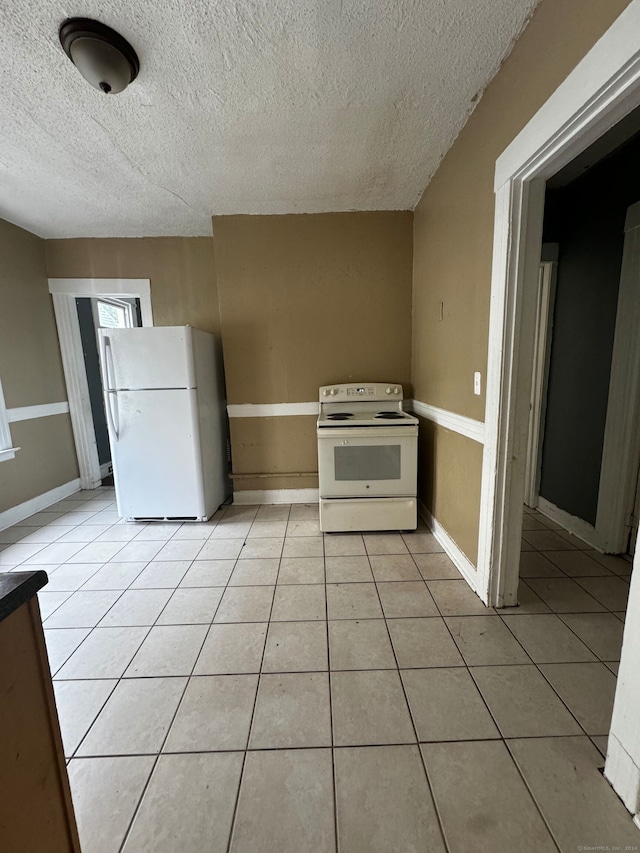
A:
0;570;48;624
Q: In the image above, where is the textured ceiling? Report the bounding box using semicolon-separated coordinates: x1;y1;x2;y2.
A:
0;0;539;237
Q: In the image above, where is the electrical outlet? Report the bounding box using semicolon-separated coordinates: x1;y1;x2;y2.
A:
474;372;482;395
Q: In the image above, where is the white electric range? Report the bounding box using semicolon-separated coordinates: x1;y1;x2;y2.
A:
317;383;418;532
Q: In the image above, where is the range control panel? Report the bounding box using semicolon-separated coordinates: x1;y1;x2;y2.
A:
347;386;374;396
319;383;403;402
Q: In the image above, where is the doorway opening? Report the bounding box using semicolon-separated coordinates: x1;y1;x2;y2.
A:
48;278;153;490
477;1;640;819
522;118;640;567
76;296;142;484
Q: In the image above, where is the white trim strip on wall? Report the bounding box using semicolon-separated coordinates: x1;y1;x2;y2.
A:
0;477;81;531
227;402;319;418
233;488;319;505
410;399;485;444
7;401;70;423
226;399;487;451
418;500;479;589
0;447;20;462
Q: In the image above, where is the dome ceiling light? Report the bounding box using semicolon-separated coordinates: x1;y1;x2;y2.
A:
59;18;139;95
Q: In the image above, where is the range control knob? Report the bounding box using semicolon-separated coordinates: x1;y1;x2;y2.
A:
385;387;392;394
329;388;337;396
322;389;329;396
393;387;400;395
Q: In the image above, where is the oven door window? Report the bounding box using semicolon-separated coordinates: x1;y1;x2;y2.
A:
334;444;401;481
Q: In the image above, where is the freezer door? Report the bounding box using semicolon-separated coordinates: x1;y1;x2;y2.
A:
110;389;206;519
99;326;198;390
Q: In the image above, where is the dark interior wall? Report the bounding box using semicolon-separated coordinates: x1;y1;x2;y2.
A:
76;299;110;466
539;132;640;524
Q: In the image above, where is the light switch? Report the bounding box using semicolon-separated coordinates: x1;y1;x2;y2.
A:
474;372;482;395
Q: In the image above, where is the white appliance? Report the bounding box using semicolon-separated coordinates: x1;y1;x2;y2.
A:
98;325;229;522
317;383;418;532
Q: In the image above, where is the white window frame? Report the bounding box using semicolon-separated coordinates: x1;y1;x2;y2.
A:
0;377;20;462
95;296;136;329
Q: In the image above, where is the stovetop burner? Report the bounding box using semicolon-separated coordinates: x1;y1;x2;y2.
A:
326;413;354;420
375;411;405;419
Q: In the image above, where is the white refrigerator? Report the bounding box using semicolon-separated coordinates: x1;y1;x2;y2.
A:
98;326;229;521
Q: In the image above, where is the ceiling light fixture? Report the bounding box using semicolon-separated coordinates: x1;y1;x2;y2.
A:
59;18;139;95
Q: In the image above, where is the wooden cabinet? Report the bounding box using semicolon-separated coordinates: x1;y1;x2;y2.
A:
0;595;81;852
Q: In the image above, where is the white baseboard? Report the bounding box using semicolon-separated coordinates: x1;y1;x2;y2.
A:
0;478;81;531
537;496;602;551
418;500;481;596
100;462;112;478
233;488;319;505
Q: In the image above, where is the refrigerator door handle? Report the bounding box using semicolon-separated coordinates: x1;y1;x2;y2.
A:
101;336;120;442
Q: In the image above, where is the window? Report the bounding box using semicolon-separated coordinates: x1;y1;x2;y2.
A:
95;298;135;329
0;378;19;462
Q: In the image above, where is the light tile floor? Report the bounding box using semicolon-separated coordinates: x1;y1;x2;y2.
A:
1;492;639;852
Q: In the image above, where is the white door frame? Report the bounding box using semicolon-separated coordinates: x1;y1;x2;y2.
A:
596;203;640;552
523;248;557;508
477;0;640;606
477;0;640;818
48;278;153;489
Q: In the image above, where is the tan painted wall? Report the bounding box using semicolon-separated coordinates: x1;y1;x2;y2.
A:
44;237;220;335
0;418;78;513
0;219;78;513
1;220;68;408
229;416;319;492
213;212;413;488
412;0;632;562
417;420;483;565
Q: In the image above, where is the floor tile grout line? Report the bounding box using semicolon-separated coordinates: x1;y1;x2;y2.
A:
62;621;154;739
115;504;238;853
58;625;153;786
44;557;155;675
45;585;130;634
323;523;340;853
418;538;569;852
520;573;628;618
495;610;605;741
52;655;623;682
44;605;628;636
423;570;523;748
79;558;151;593
369;565;452;853
546;610;623;667
412;546;607;790
501;738;565;853
46;556;160;674
67;678;122;762
70;729;623;761
224;502;292;853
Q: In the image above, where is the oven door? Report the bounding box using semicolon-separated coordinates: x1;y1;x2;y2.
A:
317;427;417;498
